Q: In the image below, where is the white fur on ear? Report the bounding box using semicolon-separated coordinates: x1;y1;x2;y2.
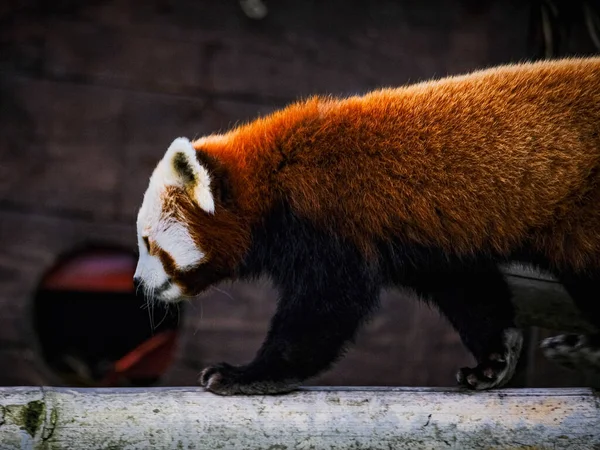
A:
161;137;215;214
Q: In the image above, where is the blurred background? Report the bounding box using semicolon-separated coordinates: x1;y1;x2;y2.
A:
0;0;599;389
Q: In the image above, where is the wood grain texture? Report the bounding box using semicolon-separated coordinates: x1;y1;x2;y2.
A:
0;386;598;449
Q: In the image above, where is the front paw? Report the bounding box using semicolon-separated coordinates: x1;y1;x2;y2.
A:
457;328;523;390
198;363;299;395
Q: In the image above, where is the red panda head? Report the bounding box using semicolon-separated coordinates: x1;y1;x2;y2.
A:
134;137;249;303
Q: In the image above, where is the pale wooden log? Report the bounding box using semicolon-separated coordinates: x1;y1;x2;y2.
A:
0;387;598;449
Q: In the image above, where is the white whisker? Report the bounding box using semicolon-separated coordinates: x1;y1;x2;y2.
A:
154;303;171;330
210;286;237;302
175;303;181;327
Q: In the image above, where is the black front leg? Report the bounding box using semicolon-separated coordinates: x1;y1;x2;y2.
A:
199;276;379;395
199;203;381;395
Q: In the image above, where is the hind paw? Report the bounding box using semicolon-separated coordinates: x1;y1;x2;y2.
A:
457;328;523;390
541;334;600;371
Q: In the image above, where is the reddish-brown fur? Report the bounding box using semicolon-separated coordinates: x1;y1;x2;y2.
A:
188;57;600;273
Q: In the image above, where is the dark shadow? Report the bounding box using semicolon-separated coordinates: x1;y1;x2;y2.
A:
33;245;180;387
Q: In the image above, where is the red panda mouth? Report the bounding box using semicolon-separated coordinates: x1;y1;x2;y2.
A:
153;279;173;297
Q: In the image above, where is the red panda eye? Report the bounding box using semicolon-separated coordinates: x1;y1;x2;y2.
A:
142;236;151;252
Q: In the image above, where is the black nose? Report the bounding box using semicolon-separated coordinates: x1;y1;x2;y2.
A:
133;277;143;292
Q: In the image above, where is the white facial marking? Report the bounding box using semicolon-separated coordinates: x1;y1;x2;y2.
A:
154;219;205;269
161;283;183;303
135;137;214;302
134;242;169;293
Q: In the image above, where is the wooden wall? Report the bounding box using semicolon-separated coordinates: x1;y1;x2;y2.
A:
0;0;597;387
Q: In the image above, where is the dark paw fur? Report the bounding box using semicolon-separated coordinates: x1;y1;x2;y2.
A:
198;363;299;395
457;328;523;390
541;334;600;371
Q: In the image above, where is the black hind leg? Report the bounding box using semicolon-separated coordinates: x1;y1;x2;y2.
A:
540;273;600;371
404;264;523;390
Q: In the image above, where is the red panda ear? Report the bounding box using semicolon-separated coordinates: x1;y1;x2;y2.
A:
163;138;215;214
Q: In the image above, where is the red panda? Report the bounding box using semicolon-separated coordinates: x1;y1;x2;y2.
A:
134;57;600;395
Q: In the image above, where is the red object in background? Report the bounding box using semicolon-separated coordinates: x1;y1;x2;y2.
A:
42;249;136;293
100;330;178;386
